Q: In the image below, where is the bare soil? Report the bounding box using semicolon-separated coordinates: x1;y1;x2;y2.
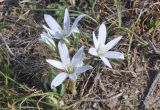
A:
0;0;160;109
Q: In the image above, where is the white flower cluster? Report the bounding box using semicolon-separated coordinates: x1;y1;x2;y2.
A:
40;8;124;89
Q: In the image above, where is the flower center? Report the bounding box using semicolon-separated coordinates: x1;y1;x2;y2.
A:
97;45;106;56
67;66;74;73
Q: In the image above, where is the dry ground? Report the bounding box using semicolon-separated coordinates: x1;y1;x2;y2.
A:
0;0;160;109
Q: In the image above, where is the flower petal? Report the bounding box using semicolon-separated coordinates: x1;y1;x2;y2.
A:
58;41;71;66
71;46;85;67
105;36;122;51
104;51;124;59
70;27;79;33
88;47;98;56
51;72;68;88
40;32;50;39
44;14;63;34
40;32;56;48
68;73;77;81
43;25;55;37
93;32;98;49
63;8;70;35
70;14;86;35
98;23;107;45
100;56;112;68
46;59;65;70
75;65;93;74
43;25;63;39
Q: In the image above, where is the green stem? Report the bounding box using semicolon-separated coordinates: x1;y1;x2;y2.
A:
64;38;71;48
73;34;79;49
70;80;77;95
114;0;122;27
127;34;133;59
0;71;29;91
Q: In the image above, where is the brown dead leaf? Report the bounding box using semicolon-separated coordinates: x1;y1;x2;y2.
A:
146;28;154;36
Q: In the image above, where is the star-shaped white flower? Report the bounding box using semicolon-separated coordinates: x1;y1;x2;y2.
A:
46;41;92;88
88;23;124;68
43;8;85;40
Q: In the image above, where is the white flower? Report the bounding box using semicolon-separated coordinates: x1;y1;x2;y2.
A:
46;41;92;88
43;8;85;40
39;32;56;50
88;23;124;68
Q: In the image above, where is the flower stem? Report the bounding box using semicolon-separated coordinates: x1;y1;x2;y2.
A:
64;38;71;48
73;34;79;49
70;80;77;95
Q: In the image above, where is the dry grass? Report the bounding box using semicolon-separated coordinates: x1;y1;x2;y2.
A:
0;0;160;109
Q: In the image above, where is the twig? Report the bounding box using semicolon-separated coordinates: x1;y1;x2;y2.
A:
0;33;14;56
149;40;160;55
143;71;160;107
145;37;160;55
81;92;123;102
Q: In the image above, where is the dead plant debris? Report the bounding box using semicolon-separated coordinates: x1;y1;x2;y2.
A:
0;0;160;109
